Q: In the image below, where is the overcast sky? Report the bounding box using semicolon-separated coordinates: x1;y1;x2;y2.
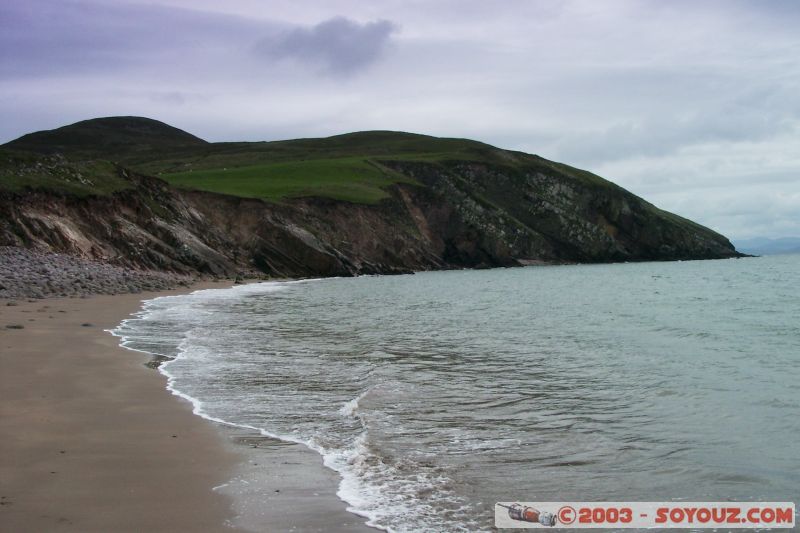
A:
2;0;799;239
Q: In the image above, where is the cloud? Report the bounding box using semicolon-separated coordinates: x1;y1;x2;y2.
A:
1;0;799;239
148;91;188;105
255;17;397;76
0;0;278;77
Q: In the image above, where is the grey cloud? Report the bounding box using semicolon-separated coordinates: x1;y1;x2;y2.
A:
255;17;397;76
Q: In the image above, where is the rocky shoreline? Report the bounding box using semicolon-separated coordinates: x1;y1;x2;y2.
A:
0;246;196;299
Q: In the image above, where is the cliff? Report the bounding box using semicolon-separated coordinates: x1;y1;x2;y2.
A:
0;117;741;282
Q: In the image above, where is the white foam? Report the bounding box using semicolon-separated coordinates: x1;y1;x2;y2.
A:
338;385;376;418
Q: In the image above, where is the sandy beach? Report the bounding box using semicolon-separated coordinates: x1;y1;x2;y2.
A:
0;283;375;532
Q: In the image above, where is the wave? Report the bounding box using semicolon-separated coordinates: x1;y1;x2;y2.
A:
110;281;478;533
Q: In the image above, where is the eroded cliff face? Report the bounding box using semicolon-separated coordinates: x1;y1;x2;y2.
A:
0;160;741;280
1;171;236;275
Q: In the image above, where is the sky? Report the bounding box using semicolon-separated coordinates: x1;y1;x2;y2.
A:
1;0;799;240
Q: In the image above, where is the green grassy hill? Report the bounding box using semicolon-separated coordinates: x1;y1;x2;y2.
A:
146;132;506;203
4;117;619;204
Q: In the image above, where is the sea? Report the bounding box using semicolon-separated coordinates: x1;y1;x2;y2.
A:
112;255;800;532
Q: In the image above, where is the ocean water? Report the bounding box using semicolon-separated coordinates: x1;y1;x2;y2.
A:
112;256;800;532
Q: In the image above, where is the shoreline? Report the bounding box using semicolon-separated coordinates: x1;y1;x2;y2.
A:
0;282;375;532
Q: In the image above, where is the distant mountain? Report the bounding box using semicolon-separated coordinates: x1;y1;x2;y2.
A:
733;237;800;256
0;116;743;278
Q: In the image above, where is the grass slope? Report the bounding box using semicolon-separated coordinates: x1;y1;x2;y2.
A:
139;131;628;203
164;157;416;203
143;131;510;203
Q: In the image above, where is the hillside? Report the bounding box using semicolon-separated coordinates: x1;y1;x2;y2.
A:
1;116;742;288
6;116;207;164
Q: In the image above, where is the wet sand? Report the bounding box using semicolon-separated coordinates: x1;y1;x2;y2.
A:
0;283;375;532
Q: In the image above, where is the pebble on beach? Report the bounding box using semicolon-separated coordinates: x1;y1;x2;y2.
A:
0;246;193;300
